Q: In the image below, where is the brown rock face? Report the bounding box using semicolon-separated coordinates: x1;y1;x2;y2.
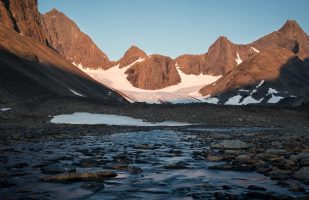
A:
43;9;110;69
0;0;48;44
0;1;14;29
199;48;309;97
252;20;309;59
125;54;181;90
176;37;256;76
203;37;253;75
118;46;147;68
177;20;309;77
175;54;207;75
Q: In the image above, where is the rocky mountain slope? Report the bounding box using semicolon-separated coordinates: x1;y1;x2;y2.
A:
0;0;127;105
199;21;309;106
75;20;308;104
1;0;308;106
42;8;110;69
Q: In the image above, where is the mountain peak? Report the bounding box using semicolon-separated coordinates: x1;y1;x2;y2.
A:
46;8;61;15
126;45;145;54
215;36;233;45
279;20;305;36
119;45;147;67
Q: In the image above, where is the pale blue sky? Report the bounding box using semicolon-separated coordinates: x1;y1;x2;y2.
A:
39;0;309;61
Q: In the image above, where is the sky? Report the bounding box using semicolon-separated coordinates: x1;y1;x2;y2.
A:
39;0;309;61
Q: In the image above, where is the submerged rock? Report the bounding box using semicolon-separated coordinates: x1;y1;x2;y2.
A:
247;185;266;191
80;182;105;192
41;164;66;174
163;162;190;170
42;171;117;182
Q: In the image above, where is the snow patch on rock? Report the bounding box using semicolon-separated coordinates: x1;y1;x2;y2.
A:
236;52;243;65
268;95;284;104
0;108;11;112
70;89;84;97
225;95;242;105
251;47;260;53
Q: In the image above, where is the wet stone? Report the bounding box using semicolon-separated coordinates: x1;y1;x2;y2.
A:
42;171;117;182
292;167;309;184
80;182;104;192
278;180;305;192
127;166;143;174
211;140;250;150
207;154;224;162
268;170;292;181
299;158;309;167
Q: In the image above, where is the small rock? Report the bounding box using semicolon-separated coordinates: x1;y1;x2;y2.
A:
268;170;291;181
222;185;232;190
265;149;289;156
292;167;309;184
127;166;143;174
243;192;277;199
42;171;117;182
112;155;132;164
284;159;296;169
81;182;104;192
255;162;272;174
207;155;224;162
299;158;309;167
211;140;250;150
236;155;255;164
278;180;305;192
290;152;309;161
247;185;266;191
224;150;241;155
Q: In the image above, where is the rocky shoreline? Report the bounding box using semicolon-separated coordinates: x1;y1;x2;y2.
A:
1;99;309;199
192;129;309;193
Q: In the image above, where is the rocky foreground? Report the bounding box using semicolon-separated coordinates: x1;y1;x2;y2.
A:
0;98;309;199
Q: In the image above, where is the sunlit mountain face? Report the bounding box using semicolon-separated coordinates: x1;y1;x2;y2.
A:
1;1;309;199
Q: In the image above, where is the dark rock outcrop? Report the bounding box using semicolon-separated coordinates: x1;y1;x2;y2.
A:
125;54;181;90
43;8;110;69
